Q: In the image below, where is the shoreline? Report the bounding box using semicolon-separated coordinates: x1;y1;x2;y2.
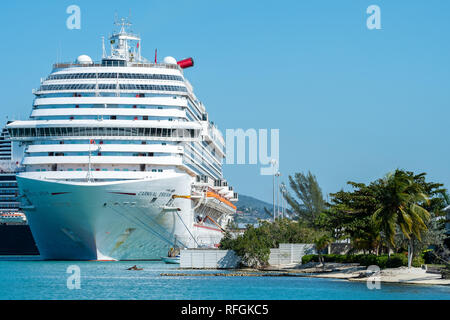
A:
260;263;450;286
169;263;450;287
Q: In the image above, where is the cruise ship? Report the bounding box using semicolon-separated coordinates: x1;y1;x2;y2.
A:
0;126;25;223
6;19;238;260
0;125;39;255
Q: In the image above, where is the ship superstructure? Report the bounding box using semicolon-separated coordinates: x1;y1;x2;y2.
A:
0;126;26;224
6;19;237;260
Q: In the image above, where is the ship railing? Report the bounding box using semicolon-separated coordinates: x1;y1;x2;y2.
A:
52;62;181;70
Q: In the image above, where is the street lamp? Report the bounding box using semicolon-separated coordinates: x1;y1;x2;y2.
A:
280;182;287;219
270;159;277;221
275;171;281;219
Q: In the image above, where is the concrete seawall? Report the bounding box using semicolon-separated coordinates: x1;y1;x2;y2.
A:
180;249;241;269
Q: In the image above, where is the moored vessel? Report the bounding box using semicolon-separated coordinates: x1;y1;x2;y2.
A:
0;126;39;255
7;18;238;260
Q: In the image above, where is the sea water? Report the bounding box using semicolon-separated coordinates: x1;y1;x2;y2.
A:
0;260;448;300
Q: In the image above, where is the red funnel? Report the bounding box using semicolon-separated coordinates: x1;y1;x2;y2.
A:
177;58;194;69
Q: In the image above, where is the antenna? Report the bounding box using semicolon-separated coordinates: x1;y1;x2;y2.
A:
137;39;141;61
102;36;106;58
114;17;131;31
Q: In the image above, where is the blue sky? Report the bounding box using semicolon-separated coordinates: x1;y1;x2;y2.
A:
1;1;449;203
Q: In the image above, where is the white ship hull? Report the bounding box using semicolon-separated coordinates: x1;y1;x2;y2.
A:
17;174;223;260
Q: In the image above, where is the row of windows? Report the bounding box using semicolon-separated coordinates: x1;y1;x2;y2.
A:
34;104;180;110
33;140;173;145
119;84;187;92
183;143;222;179
0;204;19;208
0;190;17;194
184;153;221;178
47;73;184;81
0;176;15;181
184;161;220;181
36;92;174;99
0;183;16;188
0;198;17;202
34;168;164;172
28;152;173;157
9;127;198;139
185;143;222;172
39;84;187;92
34;116;177;121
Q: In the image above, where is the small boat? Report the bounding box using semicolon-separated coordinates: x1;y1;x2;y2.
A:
163;242;181;264
161;255;180;264
127;265;143;271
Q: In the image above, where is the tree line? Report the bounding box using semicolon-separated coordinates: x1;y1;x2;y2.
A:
221;169;449;269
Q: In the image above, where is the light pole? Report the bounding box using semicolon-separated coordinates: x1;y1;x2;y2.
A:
280;182;286;219
270;159;277;221
275;171;281;219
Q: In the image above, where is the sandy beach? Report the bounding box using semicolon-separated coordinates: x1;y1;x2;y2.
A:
265;262;450;286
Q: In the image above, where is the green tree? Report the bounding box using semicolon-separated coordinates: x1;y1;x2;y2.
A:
284;172;326;227
220;218;318;268
372;170;431;268
313;231;333;268
325;170;446;259
326;182;382;254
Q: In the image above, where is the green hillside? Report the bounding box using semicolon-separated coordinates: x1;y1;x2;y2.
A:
233;194;274;225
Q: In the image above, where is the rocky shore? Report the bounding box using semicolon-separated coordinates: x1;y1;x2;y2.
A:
267;262;450;285
162;262;450;286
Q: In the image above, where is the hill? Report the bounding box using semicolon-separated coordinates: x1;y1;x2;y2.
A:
233;194;298;225
233;194;274;225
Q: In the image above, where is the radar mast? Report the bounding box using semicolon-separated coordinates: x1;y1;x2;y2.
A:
106;17;143;63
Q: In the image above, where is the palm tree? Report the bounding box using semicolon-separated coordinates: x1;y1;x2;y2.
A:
314;232;332;269
372;170;430;268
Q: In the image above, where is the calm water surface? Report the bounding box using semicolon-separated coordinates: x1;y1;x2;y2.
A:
0;260;449;300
